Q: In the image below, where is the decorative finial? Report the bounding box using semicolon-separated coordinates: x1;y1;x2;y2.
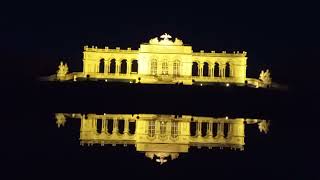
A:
160;33;172;40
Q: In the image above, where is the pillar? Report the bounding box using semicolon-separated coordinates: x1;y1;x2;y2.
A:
124;119;129;134
217;122;224;137
101;119;107;133
207;122;213;136
199;63;204;77
208;64;212;77
104;60;109;74
221;64;226;78
108;60;111;73
127;60;131;74
116;60;120;74
112;119;119;134
196;121;202;137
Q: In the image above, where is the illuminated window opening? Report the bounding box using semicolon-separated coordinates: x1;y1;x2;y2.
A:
162;60;168;75
148;121;155;137
171;121;178;138
173;60;180;76
151;59;157;75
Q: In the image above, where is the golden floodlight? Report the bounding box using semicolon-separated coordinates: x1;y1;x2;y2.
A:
43;33;273;88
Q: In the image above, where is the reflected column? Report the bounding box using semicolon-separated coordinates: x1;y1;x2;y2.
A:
112;118;119;134
207;122;213;137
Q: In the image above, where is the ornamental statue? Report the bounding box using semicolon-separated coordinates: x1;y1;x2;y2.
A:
57;61;69;78
259;69;272;85
258;120;270;134
55;113;66;128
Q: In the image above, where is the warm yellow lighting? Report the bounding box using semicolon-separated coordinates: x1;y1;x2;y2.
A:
226;83;230;87
200;83;203;86
42;33;274;88
56;113;269;164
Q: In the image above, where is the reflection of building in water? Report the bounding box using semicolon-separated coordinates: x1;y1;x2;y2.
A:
43;33;275;88
56;113;269;164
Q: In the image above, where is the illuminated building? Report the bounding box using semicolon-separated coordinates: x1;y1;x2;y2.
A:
46;33;273;88
56;113;270;164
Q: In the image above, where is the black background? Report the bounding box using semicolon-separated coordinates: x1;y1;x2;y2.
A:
2;0;317;179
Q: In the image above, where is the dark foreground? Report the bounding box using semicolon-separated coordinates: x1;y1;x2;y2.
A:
6;81;315;179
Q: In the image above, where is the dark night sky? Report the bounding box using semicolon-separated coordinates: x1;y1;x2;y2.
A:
2;1;319;178
3;1;318;84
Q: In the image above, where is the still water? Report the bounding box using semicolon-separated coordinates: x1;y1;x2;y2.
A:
6;107;304;179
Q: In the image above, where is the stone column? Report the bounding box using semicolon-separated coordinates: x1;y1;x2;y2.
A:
127;60;131;74
197;64;201;76
207;122;213;136
217;122;224;137
124;119;129;134
102;119;108;133
199;63;204;77
108;60;111;73
196;121;202;137
220;64;226;78
104;60;109;74
116;60;120;74
112;119;119;134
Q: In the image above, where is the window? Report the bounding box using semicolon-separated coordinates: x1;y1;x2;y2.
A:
148;121;155;137
173;60;180;76
171;121;178;138
151;59;157;75
162;60;168;75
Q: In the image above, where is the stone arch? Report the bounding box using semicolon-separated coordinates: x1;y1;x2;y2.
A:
192;62;199;76
214;62;220;77
99;59;105;73
120;59;127;74
225;62;231;77
109;59;116;73
131;59;138;73
203;62;209;76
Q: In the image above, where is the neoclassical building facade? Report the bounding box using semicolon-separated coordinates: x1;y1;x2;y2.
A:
48;33;272;87
56;113;269;164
